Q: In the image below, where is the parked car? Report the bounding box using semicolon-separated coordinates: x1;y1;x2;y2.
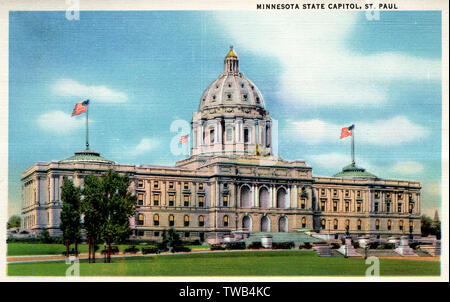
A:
123;245;139;254
272;242;295;249
210;243;226;250
101;246;120;255
225;241;246;250
247;242;263;249
141;247;160;255
171;245;192;253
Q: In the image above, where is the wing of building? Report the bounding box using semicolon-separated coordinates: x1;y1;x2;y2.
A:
20;47;421;242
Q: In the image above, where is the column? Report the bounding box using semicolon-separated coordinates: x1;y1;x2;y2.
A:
255;185;259;208
293;185;298;208
286;186;291;208
271;185;276;208
251;185;255;208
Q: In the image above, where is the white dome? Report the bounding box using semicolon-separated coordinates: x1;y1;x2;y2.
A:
198;47;266;115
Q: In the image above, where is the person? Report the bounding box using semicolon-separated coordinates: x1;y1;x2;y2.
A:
364;245;369;259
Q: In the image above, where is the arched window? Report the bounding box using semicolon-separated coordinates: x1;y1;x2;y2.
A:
198;215;204;227
153;214;159;226
223;215;229;227
169;214;174;227
137;214;144;226
279;216;288;232
240;185;252;208
242;215;252;231
387;220;392;230
399;220;404;231
277;187;288;209
184;215;190;227
261;216;270;232
226;128;233;142
333;219;338;230
321;219;326;230
357;219;362;231
259;187;270;209
375;219;380;230
301;217;306;228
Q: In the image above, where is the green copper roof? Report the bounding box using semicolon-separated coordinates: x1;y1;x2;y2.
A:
59;149;115;165
333;163;377;179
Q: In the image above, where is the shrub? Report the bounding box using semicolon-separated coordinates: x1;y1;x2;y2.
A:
225;241;246;250
247;242;263;249
330;242;340;249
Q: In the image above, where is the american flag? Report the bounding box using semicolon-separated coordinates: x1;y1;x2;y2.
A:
180;134;189;144
71;100;89;117
340;124;354;139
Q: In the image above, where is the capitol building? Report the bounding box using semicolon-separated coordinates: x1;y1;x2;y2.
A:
21;47;422;242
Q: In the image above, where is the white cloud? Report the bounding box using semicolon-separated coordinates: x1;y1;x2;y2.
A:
391;161;424;175
37;110;85;134
286;115;428;145
215;12;440;106
52;79;127;103
129;138;160;156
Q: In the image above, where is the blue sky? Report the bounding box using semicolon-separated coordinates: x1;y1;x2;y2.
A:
9;11;442;217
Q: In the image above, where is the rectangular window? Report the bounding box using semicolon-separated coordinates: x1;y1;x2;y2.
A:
138;193;144;206
226;128;232;142
184;195;190;207
333;189;338;197
153;181;159;189
168;181;174;189
223;195;229;207
184;182;189;190
398;203;402;213
345;190;350;197
138;180;144;188
153;194;160;206
374;202;379;212
321;189;326;196
333;201;338;212
345;201;349;212
356;190;361;198
199;183;204;190
320;200;326;211
210;129;215;144
168;194;175;207
397;193;403;200
244;128;249;143
198;196;205;208
184;232;190;238
386;203;391;213
154;231;160;237
357;202;362;212
300;199;306;209
375;191;380;199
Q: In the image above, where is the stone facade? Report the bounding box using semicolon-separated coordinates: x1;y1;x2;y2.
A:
20;48;421;242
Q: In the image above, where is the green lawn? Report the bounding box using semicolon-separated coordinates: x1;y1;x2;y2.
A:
7;251;440;277
7;243;211;256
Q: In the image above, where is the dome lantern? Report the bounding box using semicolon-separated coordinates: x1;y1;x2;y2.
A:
224;45;239;74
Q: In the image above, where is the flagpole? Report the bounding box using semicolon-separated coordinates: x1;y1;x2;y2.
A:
351;125;355;165
86;101;89;150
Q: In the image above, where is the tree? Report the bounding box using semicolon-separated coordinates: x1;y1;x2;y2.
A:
84;170;136;263
421;215;441;239
166;228;182;250
81;175;104;263
60;179;82;257
7;215;21;229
